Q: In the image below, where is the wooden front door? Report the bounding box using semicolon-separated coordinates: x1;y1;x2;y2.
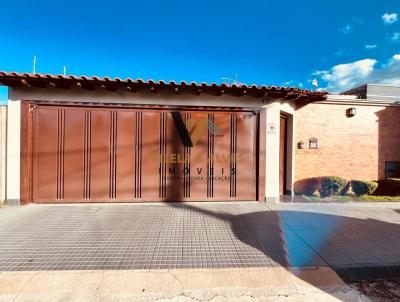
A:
279;115;287;195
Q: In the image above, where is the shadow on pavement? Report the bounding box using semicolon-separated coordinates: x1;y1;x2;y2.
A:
165;202;400;297
1;202;400;300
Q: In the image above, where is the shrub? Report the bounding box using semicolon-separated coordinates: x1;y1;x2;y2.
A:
375;178;400;196
360;195;400;201
342;181;352;195
351;180;378;196
320;176;349;197
294;177;320;196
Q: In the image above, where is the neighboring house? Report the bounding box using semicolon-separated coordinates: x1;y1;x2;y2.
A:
295;84;400;192
0;72;398;205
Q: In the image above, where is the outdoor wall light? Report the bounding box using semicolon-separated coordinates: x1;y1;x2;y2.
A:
309;138;318;149
297;141;304;149
346;107;356;117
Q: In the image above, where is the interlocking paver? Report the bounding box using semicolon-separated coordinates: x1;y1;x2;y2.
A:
0;202;399;271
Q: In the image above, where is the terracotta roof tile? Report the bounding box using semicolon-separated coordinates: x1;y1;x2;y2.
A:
0;72;327;100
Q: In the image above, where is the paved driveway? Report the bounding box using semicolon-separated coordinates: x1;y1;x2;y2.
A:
0;202;399;272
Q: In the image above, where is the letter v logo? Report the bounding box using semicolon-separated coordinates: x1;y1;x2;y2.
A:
171;112;224;147
187;119;209;146
187;118;223;146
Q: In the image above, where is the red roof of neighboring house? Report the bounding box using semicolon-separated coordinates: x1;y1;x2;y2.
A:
0;72;327;100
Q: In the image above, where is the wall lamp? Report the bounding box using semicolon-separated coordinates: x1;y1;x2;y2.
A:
297;141;304;149
346;107;356;118
309;138;318;149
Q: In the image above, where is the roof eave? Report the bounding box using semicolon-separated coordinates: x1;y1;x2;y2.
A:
0;72;327;101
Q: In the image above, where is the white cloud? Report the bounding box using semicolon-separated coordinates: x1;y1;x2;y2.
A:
365;44;377;49
315;54;400;92
340;24;352;34
298;82;304;88
393;54;400;61
391;32;400;41
382;13;398;24
315;59;376;92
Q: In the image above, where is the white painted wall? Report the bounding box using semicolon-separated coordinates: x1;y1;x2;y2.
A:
0;106;6;205
263;103;280;198
7;87;296;204
6;100;20;205
262;102;296;200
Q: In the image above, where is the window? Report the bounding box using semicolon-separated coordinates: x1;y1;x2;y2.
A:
385;161;400;179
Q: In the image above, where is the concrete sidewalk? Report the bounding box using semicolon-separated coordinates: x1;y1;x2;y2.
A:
269;202;400;281
1;202;400;276
1;201;400;300
0;267;366;302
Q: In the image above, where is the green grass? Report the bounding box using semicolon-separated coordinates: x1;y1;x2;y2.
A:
359;195;400;201
302;195;355;202
301;194;400;202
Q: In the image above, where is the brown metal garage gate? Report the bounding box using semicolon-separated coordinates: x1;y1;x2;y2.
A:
27;104;259;203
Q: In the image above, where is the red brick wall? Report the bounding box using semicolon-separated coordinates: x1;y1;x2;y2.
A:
294;102;400;191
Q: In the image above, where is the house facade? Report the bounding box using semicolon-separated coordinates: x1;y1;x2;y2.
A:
0;72;399;205
295;95;400;187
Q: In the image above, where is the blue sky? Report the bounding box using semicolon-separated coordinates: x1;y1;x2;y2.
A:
1;0;400;102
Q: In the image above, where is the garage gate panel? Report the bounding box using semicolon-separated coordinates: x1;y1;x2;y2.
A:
31;105;257;202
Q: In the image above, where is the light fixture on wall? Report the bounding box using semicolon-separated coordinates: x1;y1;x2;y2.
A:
297;141;304;149
309;138;318;149
346;107;356;117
